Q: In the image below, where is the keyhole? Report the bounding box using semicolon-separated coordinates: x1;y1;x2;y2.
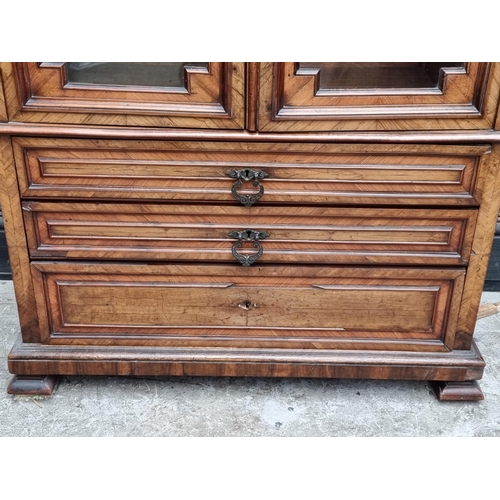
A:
238;300;252;311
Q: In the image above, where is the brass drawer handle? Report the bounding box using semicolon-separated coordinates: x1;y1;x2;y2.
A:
228;229;269;267
226;168;269;207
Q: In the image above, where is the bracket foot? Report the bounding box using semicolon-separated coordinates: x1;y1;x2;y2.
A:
431;380;484;401
7;375;57;396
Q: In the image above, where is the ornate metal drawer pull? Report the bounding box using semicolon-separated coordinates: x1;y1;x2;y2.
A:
226;168;269;207
228;229;269;267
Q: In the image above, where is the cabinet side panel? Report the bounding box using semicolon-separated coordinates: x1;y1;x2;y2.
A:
0;136;40;341
455;143;500;348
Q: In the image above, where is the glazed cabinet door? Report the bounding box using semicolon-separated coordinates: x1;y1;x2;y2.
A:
258;62;500;131
1;62;245;129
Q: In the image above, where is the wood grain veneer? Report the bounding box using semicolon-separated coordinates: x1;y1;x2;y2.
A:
0;137;40;342
30;262;465;351
2;61;500;399
8;336;485;381
1;62;245;129
23;202;477;266
259;62;500;132
13;138;488;206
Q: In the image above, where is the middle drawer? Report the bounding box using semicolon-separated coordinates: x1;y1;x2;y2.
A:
23;202;477;266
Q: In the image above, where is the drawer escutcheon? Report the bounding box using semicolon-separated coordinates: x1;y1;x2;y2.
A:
226;168;269;207
228;229;269;267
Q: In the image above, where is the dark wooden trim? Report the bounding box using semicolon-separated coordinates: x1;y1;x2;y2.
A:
472;63;492;115
273;62;285;124
14;63;32;108
220;62;232;119
7;375;57;396
8;336;485;381
431;380;484;401
246;63;259;131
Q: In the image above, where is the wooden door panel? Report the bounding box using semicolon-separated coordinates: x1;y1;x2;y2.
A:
31;262;465;351
258;62;500;131
14;138;487;206
24;202;477;266
2;62;245;128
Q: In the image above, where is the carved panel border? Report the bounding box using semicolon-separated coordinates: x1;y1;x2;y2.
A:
259;62;500;131
1;62;245;129
29;262;464;351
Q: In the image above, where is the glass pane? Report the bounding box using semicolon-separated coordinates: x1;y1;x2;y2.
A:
298;62;464;90
66;62;208;88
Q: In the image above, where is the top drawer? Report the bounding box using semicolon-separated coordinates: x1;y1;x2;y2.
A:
13;139;489;206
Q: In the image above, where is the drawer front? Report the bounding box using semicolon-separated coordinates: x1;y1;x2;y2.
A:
31;262;465;351
14;139;487;206
24;202;477;266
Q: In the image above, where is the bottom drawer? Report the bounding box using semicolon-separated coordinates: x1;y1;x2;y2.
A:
31;262;465;351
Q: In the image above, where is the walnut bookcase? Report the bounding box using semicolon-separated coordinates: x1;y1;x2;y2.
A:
1;62;500;401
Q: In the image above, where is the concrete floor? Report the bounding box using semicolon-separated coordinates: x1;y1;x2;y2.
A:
1;280;500;437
